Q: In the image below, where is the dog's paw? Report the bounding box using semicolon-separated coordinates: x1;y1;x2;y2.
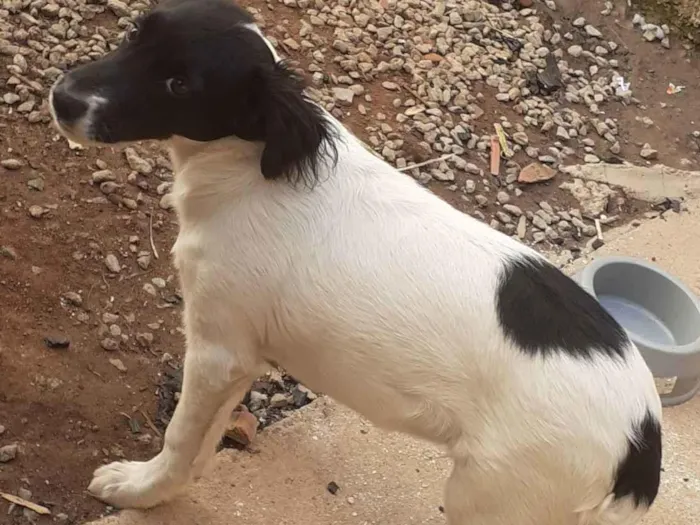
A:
88;458;186;509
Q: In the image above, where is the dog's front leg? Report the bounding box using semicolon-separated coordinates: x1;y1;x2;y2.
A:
88;331;257;509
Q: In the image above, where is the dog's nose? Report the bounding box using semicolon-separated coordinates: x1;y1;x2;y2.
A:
51;79;89;124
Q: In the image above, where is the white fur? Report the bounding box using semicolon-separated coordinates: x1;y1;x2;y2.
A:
45;19;662;525
86;112;661;523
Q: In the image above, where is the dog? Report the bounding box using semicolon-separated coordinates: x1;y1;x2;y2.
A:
48;0;662;523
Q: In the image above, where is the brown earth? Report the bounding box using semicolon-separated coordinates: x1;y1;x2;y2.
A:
1;0;699;524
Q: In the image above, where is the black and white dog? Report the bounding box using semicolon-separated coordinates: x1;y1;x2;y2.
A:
49;0;662;523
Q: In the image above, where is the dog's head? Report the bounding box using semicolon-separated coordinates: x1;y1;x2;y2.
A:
49;0;335;183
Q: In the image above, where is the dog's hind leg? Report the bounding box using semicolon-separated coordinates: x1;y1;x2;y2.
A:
87;329;259;509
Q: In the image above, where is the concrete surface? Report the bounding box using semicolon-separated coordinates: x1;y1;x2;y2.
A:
89;205;700;525
561;162;700;201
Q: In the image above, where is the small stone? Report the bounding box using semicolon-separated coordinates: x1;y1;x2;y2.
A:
101;338;120;351
1;159;23;170
27;178;44;191
159;194;175;210
0;443;18;463
28;205;46;218
573;17;586;27
124;148;152;174
105;253;121;273
585;25;603;38
567;45;583;57
584;154;600;163
332;87;354;106
556;126;570;140
516;216;527;239
224;410;259;447
107;0;130;16
640;144;658;160
0;245;18;260
137;253;152;270
512;132;529;146
592;238;605;250
465;180;476;194
92;170;115;183
503;204;523;217
109;358;127;373
270;393;290;408
44;335;70;349
328;481;340;495
518;162;556;184
497;191;510;204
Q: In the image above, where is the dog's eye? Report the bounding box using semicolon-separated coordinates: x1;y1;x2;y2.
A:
166;77;190;97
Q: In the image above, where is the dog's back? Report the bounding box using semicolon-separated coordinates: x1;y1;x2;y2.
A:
175;122;662;525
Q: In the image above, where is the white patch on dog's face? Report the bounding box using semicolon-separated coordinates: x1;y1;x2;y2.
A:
243;23;282;63
49;76;108;146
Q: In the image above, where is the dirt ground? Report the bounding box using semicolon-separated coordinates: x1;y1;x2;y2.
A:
1;0;699;523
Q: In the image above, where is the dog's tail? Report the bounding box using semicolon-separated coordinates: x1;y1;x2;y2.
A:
578;410;662;525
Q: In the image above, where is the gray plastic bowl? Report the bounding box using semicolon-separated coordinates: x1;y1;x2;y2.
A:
573;255;700;407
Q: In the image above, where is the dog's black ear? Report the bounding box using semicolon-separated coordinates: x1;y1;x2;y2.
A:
258;63;337;186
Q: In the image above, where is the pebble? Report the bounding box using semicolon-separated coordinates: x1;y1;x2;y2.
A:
0;443;18;463
105;253;121;273
101;338;120;351
518;162;556;184
109;358;128;373
45;335;70;349
585;25;603;38
124;148;152;174
1;159;24;170
640;144;658;160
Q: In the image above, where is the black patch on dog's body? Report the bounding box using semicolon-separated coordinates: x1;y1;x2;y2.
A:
612;413;662;507
496;254;628;359
51;0;337;186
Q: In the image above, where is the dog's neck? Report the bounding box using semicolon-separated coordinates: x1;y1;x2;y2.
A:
166;135;266;221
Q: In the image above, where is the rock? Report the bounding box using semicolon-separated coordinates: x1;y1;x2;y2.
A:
105;253;121;273
0;443;18;463
560;179;615;217
556;126;570;140
124;148;152;174
159;194;175;210
512;132;529;146
101;338;120;351
503;204;523;217
92;170;115;183
585;25;603;38
567;45;583;57
497;191;510;204
518;162;556;184
270;393;290;408
107;0;130;16
27;178;44;191
516;216;527;239
1;158;24;170
44;335;70;349
224;410;259;447
137;253;152;270
640;144;658;160
332;87;354;106
28;205;46;218
109;358;128;373
584;154;600;163
0;245;18;260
